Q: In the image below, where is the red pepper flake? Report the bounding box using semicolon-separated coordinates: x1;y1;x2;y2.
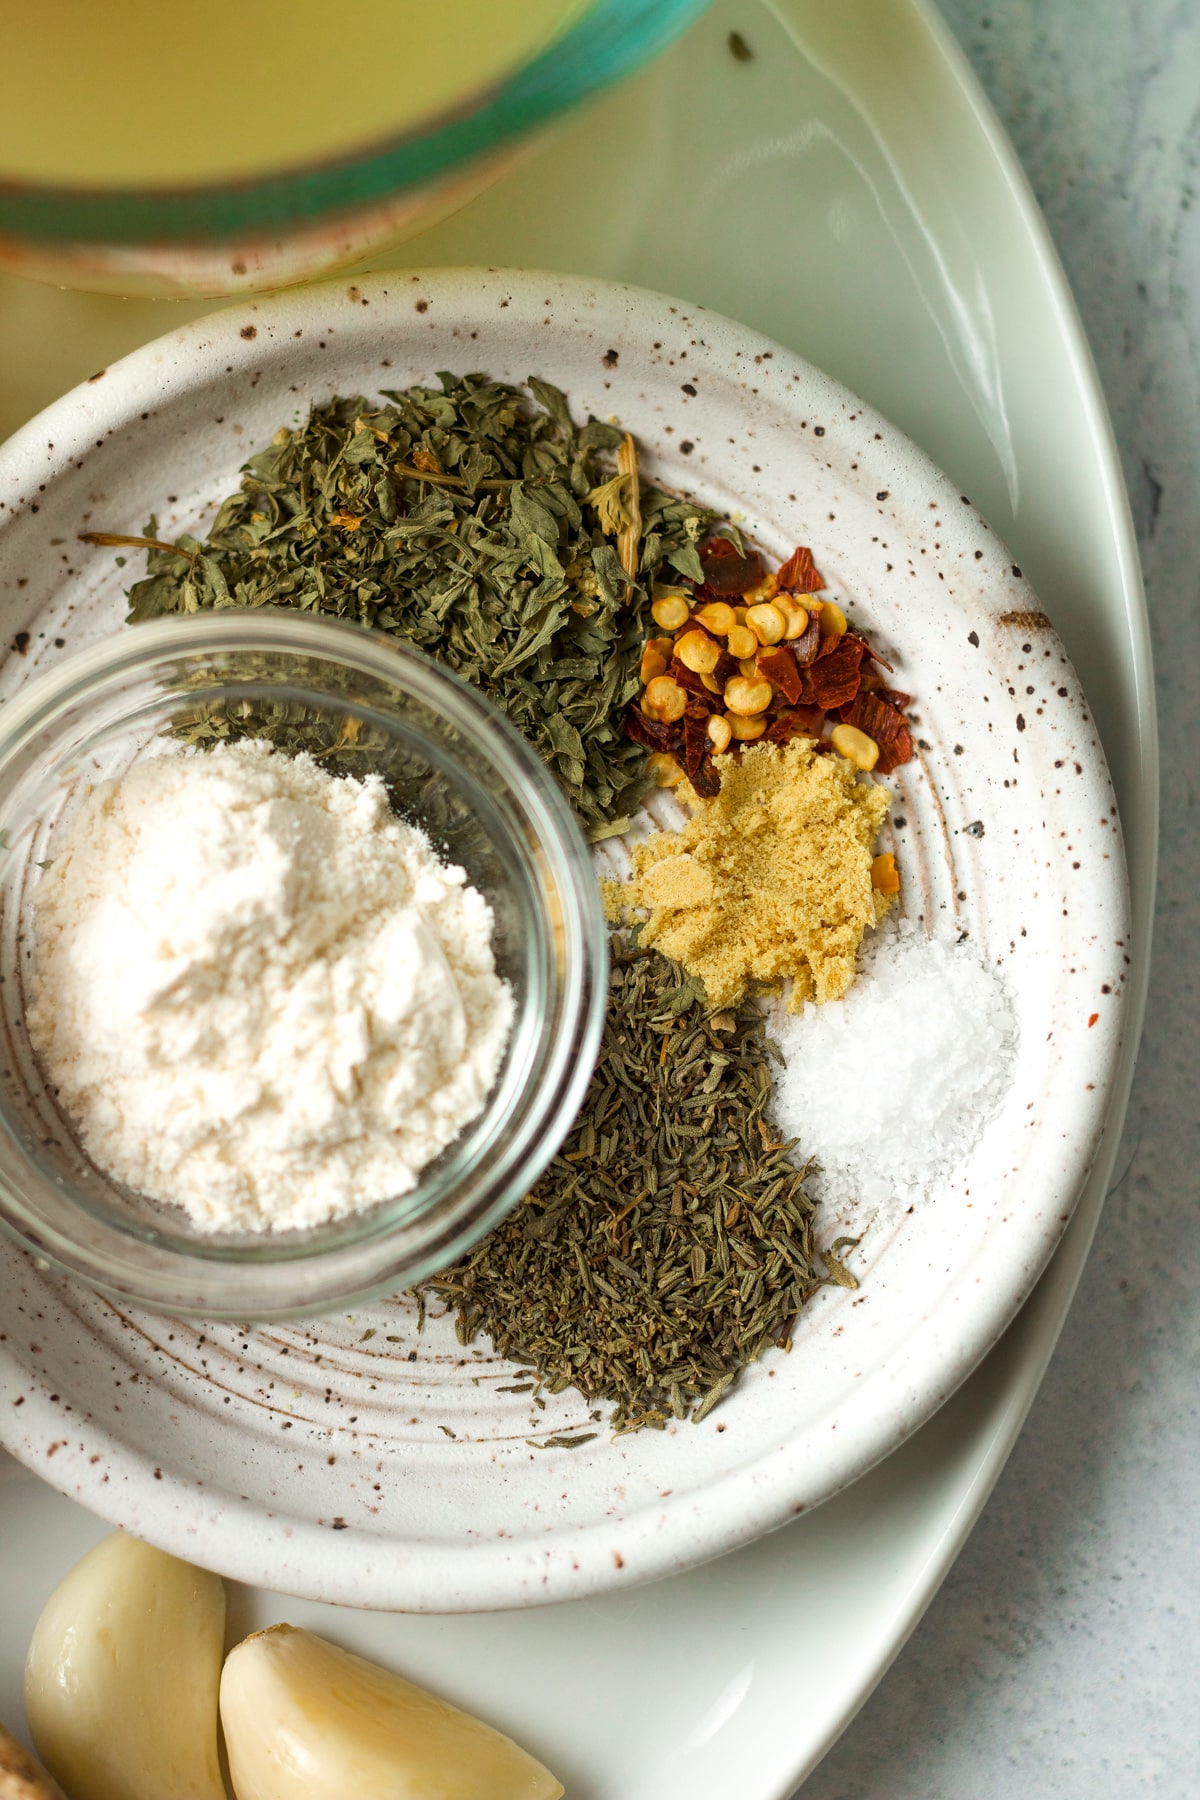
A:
668;656;721;703
699;537;764;595
682;711;715;783
675;621;739;684
814;628;850;661
627;536;917;800
626;705;681;753
858;636;895;674
711;646;739;687
755;645;803;705
857;659;905;698
764;705;826;743
806;634;865;710
838;689;914;774
681;713;721;796
700;536;741;565
690;756;722;797
790;608;821;668
678;617;722;645
776;544;825;593
1088;1012;1099;1027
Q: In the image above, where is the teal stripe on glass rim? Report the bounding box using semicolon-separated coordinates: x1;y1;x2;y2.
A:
0;0;713;244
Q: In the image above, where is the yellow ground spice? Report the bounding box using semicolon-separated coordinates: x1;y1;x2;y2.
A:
616;738;894;1009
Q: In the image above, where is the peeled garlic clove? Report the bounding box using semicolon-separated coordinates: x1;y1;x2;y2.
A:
23;1532;226;1800
220;1624;564;1800
0;1720;66;1800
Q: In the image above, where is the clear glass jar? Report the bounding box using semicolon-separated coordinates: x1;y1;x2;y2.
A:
0;0;712;298
0;611;606;1318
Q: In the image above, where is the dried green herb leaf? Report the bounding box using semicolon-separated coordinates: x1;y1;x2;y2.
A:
122;377;712;831
820;1235;862;1290
527;1432;599;1450
424;937;828;1432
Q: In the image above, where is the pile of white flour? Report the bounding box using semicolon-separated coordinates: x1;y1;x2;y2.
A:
27;740;513;1233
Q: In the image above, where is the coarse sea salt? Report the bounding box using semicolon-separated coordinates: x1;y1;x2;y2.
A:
767;920;1017;1223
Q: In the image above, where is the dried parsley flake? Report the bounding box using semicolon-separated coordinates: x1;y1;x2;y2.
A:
121;374;712;834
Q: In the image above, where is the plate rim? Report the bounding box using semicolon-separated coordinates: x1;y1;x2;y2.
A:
0;260;1133;1613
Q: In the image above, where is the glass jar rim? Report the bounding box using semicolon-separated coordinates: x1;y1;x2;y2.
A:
0;610;608;1318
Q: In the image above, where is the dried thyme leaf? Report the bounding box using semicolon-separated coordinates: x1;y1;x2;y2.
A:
424;937;826;1432
527;1432;599;1450
123;375;712;832
820;1235;862;1290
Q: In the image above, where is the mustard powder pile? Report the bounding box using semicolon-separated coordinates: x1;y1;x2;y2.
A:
617;737;893;1008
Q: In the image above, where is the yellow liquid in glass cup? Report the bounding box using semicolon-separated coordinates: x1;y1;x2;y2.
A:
0;0;586;187
0;0;593;294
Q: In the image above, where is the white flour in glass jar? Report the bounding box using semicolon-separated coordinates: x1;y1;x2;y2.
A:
26;740;513;1233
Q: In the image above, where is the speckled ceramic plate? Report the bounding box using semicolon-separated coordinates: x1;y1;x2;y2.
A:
0;268;1129;1611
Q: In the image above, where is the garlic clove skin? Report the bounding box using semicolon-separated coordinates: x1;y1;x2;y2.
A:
23;1531;226;1800
220;1624;564;1800
0;1720;67;1800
